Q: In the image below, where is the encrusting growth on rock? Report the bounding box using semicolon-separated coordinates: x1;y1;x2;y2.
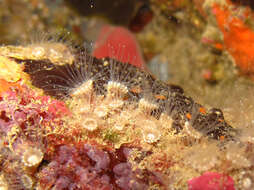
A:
0;35;253;189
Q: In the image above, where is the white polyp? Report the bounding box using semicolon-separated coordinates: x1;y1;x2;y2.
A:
94;105;108;118
138;98;158;114
21;175;34;189
49;48;62;58
226;152;251;168
107;81;128;99
31;47;45;57
183;121;202;139
0;175;8;190
82;117;98;131
109;99;124;109
71;80;94;97
159;113;173;129
0;185;7;190
146;133;156;142
79;105;92;114
143;130;161;143
22;147;44;167
242;177;252;189
114;123;124;130
142;120;161;143
28;155;39;164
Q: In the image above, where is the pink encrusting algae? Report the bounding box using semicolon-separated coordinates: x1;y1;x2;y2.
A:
0;84;70;189
37;143;163;190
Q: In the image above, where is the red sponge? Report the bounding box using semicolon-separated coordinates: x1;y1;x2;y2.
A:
188;172;235;190
92;25;146;69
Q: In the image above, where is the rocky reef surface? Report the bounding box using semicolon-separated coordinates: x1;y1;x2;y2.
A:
0;38;253;190
1;0;254;190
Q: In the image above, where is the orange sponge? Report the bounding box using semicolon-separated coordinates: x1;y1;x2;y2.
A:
213;3;254;77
